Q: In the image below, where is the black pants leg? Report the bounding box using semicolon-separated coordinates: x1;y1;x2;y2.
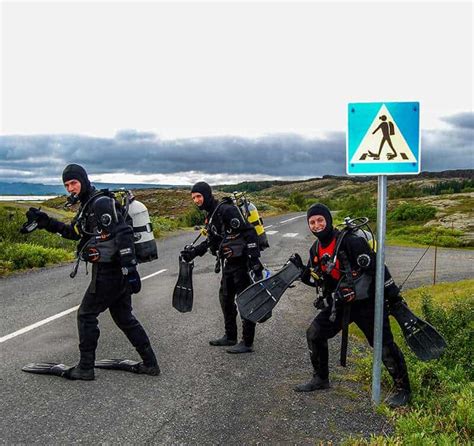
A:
306;307;343;379
219;276;238;341
220;261;255;345
77;264;151;366
351;301;410;391
306;299;409;388
109;288;151;352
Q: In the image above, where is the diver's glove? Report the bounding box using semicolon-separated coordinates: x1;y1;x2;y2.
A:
248;256;264;281
25;207;50;229
288;253;304;270
123;266;142;294
180;245;197;263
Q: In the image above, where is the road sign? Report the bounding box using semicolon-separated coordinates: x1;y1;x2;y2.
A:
347;102;420;175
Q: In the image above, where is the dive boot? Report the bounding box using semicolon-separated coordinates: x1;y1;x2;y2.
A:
294;375;330;392
226;341;253;354
136;363;161;376
209;335;237;347
65;365;95;381
137;345;161;376
386;388;411;408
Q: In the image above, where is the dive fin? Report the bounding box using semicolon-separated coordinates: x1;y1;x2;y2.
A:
237;261;302;323
390;301;447;361
94;359;141;373
22;362;72;377
172;256;194;313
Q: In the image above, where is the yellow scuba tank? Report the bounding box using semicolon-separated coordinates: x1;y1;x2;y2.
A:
232;192;269;250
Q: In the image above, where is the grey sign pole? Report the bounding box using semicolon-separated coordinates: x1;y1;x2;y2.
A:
372;174;387;405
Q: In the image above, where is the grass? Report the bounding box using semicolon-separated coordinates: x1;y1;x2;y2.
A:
346;279;474;445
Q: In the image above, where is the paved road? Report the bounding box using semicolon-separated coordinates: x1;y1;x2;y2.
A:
1;213;472;444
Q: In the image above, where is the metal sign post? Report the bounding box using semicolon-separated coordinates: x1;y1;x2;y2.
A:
347;101;420;406
371;175;387;404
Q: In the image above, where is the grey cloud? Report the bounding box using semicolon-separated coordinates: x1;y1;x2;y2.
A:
0;111;472;183
0;132;348;182
440;111;474;129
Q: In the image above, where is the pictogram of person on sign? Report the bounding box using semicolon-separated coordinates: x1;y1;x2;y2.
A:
368;115;397;160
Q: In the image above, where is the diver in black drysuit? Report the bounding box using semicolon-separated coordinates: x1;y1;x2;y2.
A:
26;164;159;380
291;203;411;407
180;182;264;354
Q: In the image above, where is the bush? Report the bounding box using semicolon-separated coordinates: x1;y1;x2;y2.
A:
150;216;181;238
288;192;307;211
0;242;73;271
388;203;437;222
420;292;474;378
336;195;377;223
179;207;206;227
388;225;465;248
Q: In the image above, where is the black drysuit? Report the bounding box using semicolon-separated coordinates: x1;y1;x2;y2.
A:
300;231;410;392
193;198;261;346
44;187;153;368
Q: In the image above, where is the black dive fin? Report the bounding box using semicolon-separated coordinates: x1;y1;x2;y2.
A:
172;256;194;313
22;362;72;377
237;261;302;323
94;359;141;373
390;302;447;361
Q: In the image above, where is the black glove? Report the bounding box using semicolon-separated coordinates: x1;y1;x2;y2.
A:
124;267;142;294
248;257;264;281
289;253;304;270
180;245;197;263
25;207;50;229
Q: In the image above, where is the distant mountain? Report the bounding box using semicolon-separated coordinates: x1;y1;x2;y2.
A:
0;182;174;196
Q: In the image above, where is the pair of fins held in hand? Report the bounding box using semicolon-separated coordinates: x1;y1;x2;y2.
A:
235;255;446;362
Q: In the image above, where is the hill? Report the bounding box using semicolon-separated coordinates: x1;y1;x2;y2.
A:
0;181;174;196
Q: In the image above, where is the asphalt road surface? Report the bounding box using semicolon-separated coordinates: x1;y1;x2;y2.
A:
1;212;472;444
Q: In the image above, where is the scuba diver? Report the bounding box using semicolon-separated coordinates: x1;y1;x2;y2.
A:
291;203;411;407
21;164;160;380
180;181;264;354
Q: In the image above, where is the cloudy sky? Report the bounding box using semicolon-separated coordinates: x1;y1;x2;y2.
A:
1;0;473;185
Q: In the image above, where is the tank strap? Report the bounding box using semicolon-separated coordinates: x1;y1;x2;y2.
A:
133;223;153;233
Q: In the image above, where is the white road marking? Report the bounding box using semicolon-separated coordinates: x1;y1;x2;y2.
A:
266;230;279;235
142;269;168;280
279;215;305;224
264;225;273;229
0;268;168;344
282;233;299;238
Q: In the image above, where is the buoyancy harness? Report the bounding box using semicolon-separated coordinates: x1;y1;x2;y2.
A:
70;189;158;277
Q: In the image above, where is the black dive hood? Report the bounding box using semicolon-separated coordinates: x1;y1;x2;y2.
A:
306;203;335;245
191;181;215;212
62;164;93;204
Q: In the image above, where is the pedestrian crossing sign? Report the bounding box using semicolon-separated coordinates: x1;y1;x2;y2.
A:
347;102;420;175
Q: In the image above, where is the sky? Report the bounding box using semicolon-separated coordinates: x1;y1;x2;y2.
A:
1;0;473;185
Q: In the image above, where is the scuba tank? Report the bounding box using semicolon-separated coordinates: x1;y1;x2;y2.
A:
115;190;158;263
343;216;376;251
232;192;269;250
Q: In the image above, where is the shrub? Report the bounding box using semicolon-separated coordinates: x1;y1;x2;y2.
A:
336;195;377;222
388;225;465;248
0;242;73;271
288;192;307;211
388;203;437;222
179;207;206;227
